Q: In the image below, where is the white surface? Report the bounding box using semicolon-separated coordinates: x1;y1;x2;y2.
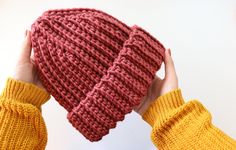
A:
0;0;236;150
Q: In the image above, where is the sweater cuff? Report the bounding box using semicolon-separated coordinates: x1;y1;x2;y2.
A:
142;88;184;126
0;77;51;109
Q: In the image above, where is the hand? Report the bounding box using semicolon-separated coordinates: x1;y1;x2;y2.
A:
135;49;178;115
13;30;45;90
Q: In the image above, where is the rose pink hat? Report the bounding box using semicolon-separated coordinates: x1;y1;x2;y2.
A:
31;8;165;141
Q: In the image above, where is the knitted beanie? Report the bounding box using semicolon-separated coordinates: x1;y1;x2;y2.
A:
31;8;165;141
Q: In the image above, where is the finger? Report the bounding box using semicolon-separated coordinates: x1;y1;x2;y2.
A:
154;75;162;81
150;76;162;90
164;48;177;79
18;30;32;63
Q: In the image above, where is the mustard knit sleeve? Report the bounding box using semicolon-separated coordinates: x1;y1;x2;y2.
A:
0;77;51;150
142;89;236;150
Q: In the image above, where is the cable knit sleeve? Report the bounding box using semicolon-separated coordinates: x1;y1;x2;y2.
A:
142;89;236;150
0;77;51;150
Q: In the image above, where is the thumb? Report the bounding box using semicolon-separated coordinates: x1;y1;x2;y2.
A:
164;49;177;80
18;30;32;63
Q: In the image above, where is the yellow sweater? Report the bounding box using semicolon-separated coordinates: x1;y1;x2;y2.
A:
0;77;235;150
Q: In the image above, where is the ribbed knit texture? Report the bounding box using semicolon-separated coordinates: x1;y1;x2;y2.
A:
143;89;236;150
0;77;50;150
31;8;165;141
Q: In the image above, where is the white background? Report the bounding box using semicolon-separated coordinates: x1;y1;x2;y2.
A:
0;0;236;150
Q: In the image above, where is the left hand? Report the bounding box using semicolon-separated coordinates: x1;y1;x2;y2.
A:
13;30;45;90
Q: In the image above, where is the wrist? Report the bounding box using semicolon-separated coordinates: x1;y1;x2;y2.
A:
142;88;184;126
0;77;51;110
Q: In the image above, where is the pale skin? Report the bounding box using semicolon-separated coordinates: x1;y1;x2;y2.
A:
13;30;44;89
13;30;178;116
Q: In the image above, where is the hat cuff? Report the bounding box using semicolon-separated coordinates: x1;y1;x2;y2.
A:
67;25;165;141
